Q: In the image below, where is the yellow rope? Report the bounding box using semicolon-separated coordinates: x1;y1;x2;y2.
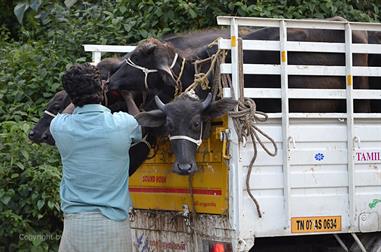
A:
228;38;278;218
184;47;226;94
174;57;186;97
179;37;278;218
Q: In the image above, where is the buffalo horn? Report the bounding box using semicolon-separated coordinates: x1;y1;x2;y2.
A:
201;93;212;110
155;95;166;111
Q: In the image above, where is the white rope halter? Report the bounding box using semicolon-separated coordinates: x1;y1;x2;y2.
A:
124;53;179;90
169;53;178;69
124;58;158;90
169;123;203;148
44;110;56;118
130;134;152;149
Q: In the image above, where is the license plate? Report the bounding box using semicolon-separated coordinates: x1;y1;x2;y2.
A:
291;216;342;233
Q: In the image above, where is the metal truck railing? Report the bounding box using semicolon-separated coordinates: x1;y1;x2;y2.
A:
217;16;381;250
84;16;381;251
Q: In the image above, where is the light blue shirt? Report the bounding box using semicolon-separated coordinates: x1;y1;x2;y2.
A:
50;104;141;221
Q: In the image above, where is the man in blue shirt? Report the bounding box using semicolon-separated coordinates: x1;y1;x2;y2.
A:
50;63;141;252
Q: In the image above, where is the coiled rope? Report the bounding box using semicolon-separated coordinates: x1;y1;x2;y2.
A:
184;38;278;220
184;40;227;94
229;99;277;218
228;38;278;218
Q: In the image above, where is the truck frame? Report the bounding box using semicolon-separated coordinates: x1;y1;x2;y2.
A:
84;16;381;252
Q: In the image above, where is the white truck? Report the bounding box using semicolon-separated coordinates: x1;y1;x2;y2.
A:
85;16;381;252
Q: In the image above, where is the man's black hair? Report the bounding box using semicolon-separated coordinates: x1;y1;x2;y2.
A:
62;63;103;107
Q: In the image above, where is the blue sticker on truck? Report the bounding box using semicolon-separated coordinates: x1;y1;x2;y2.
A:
314;153;324;161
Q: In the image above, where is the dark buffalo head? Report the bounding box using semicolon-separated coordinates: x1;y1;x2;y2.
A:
29;90;71;145
108;38;181;92
29;58;122;145
96;57;122;81
135;92;237;175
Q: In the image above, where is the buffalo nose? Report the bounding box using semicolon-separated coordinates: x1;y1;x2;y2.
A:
28;130;35;140
177;163;193;173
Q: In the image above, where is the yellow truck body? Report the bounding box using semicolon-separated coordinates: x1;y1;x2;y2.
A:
129;118;229;214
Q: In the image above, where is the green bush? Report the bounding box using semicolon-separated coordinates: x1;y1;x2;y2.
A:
1;0;381;251
0;121;61;251
0;41;71;123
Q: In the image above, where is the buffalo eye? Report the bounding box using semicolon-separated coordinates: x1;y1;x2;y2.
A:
192;120;201;130
166;119;174;131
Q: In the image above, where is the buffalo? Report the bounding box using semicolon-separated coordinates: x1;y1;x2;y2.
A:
29;90;71;145
368;31;381;113
29;57;123;145
29;29;234;175
136;92;237;174
28;87;155;177
28;58;154;176
108;17;370;113
29;27;236;144
106;19;371;175
242;16;369;113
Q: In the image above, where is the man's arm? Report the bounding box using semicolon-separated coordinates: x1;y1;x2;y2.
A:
120;91;140;116
120;90;146;138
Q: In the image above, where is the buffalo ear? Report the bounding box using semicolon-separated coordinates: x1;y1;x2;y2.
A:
202;98;238;120
135;110;166;127
142;43;157;56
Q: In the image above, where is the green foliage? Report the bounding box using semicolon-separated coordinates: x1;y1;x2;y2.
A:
14;0;43;24
0;40;74;122
0;121;61;250
0;1;20;39
113;0;228;39
1;0;381;250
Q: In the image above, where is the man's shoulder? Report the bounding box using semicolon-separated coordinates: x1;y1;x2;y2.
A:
112;111;135;121
51;113;71;126
50;113;73;136
111;111;139;129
